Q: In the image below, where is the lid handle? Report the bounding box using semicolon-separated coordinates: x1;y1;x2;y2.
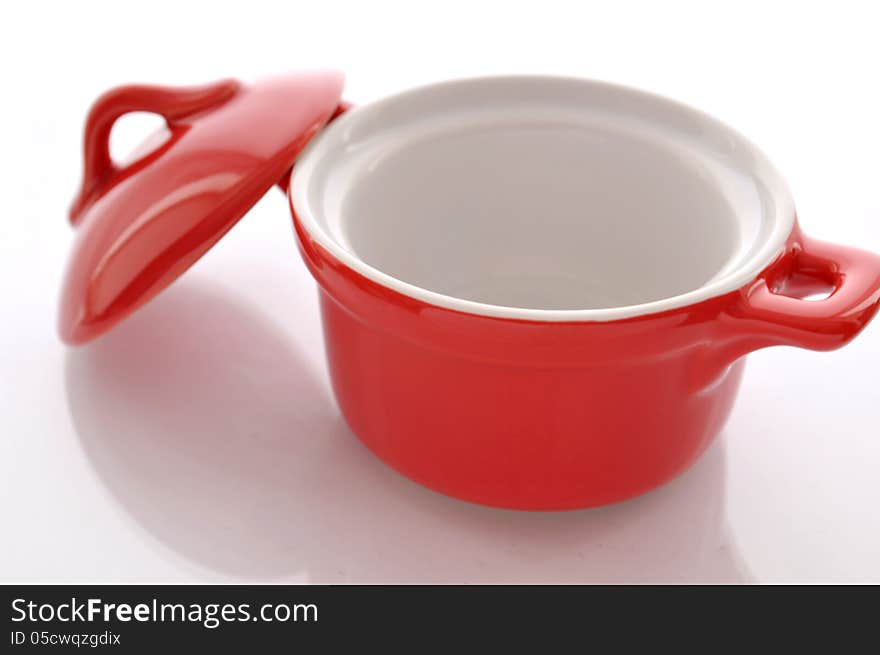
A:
69;79;241;224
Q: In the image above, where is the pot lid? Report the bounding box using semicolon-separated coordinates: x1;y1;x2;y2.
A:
59;71;345;344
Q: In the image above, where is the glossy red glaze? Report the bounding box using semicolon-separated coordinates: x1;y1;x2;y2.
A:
63;75;880;511
60;72;344;344
292;203;880;509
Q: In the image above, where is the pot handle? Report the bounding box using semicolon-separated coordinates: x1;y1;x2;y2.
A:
69;79;240;225
729;231;880;352
693;230;880;389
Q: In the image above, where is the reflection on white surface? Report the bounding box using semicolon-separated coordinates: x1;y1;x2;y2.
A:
66;280;752;583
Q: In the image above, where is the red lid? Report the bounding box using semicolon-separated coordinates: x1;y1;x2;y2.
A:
59;71;345;344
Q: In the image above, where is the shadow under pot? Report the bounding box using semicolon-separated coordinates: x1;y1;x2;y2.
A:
61;74;880;510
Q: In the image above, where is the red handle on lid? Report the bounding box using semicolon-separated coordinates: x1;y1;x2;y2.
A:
69;79;241;224
60;71;345;345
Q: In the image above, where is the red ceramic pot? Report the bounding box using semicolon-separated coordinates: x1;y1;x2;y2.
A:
288;77;880;509
61;74;880;510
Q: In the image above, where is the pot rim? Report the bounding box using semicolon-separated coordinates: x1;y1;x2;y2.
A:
290;75;795;323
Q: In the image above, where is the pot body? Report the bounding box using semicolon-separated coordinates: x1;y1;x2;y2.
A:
318;286;745;509
292;209;880;510
298;204;769;508
285;75;880;509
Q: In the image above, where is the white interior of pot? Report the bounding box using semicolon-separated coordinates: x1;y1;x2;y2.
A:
291;77;794;321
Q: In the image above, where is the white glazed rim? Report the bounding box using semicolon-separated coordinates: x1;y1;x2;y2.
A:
290;75;795;322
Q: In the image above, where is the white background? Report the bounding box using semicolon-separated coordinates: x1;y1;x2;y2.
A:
1;0;878;583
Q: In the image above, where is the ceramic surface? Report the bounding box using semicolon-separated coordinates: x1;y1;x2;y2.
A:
62;74;880;510
60;72;344;344
289;77;880;508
